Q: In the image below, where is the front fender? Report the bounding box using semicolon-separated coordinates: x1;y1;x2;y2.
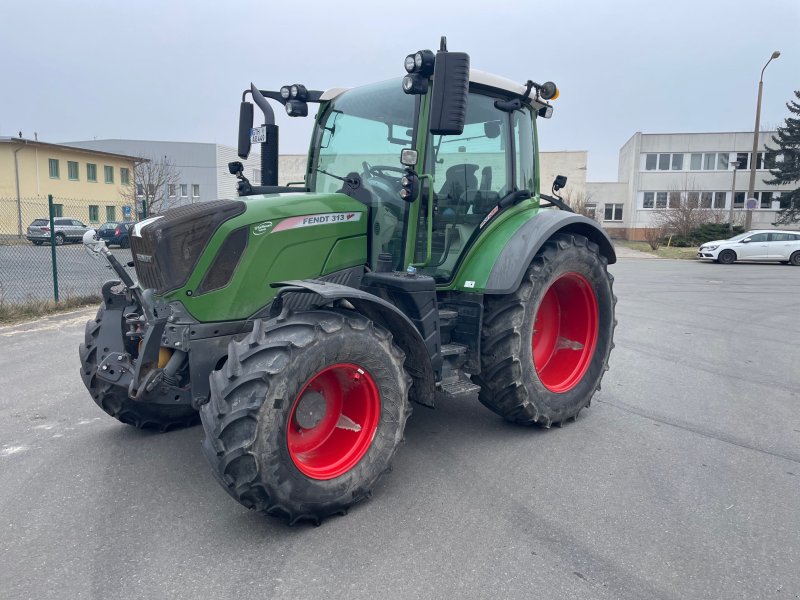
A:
270;280;436;407
449;208;616;294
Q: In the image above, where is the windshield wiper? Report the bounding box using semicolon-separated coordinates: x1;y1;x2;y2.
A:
315;168;359;186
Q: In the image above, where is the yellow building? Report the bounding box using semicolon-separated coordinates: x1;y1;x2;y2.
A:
0;136;140;236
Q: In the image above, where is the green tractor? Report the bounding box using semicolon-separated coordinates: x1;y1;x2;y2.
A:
79;39;616;524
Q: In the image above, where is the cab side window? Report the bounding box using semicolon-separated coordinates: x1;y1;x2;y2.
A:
747;233;768;242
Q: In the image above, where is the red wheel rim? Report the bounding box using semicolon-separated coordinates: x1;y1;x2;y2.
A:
532;272;599;393
287;363;380;480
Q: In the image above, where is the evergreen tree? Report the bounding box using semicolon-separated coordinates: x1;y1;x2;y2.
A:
765;90;800;224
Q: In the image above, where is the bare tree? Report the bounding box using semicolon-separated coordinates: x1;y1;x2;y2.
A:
643;223;667;250
561;188;597;220
650;177;710;239
123;155;180;217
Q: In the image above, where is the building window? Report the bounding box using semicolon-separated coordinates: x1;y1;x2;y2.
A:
253;169;261;182
120;168;130;185
104;165;114;184
717;153;729;170
735;153;748;170
643;192;654;208
604;204;623;221
734;192;745;208
758;191;774;209
656;192;668;208
52;204;64;217
714;192;726;209
668;191;682;208
88;205;100;223
671;154;683;170
180;184;188;197
48;158;60;179
703;153;716;170
192;184;200;197
700;192;712;208
136;184;144;197
87;163;97;182
658;153;670;170
106;206;116;221
168;184;176;197
690;153;702;170
645;154;657;171
67;161;79;181
779;194;790;209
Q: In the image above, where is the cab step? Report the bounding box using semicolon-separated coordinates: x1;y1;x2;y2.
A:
438;376;481;398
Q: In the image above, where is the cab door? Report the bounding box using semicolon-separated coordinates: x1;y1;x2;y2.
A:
767;232;796;259
420;91;534;282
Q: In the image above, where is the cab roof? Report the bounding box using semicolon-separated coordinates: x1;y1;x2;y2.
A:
320;69;548;109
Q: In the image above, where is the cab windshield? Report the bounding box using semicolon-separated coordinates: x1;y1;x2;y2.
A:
309;79;416;268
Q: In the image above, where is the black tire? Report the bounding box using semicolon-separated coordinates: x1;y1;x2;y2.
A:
54;232;65;246
79;304;199;431
717;249;736;264
471;233;616;427
790;251;800;266
200;310;411;525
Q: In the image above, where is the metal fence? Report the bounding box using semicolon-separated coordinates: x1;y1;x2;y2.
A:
0;195;138;305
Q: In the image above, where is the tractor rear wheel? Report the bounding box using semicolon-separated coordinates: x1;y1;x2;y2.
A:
472;233;616;426
79;303;199;431
200;310;411;525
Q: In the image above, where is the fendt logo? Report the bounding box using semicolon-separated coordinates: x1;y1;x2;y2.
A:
252;221;273;236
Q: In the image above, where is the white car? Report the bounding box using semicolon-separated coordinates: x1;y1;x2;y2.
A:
697;229;800;265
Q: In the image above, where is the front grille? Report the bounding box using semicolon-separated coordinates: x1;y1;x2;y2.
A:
130;200;246;294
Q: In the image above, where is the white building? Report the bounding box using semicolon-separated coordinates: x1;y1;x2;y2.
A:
63;140;262;209
589;131;793;240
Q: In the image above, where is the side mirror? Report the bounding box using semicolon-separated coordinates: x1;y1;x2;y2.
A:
238;101;254;159
553;175;568;191
741;238;751;243
429;49;470;136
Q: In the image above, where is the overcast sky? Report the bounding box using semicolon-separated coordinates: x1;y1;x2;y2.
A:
1;0;798;181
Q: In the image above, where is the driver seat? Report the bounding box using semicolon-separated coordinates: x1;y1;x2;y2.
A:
437;164;479;215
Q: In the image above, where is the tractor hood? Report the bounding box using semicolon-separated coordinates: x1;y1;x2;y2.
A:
130;192;368;321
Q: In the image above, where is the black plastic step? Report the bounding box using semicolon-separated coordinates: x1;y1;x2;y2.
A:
439;377;481;397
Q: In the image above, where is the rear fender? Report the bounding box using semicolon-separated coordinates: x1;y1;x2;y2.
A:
452;210;616;294
270;280;435;407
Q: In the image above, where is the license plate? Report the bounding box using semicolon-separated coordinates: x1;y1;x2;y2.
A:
250;127;267;144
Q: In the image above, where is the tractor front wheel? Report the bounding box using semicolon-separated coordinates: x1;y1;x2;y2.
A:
472;233;616;427
200;310;411;525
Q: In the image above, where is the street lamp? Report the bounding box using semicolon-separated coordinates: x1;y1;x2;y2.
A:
728;158;742;230
745;50;780;230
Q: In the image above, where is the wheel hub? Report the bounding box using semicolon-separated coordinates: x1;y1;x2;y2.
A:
293;391;327;429
532;272;599;393
287;363;380;480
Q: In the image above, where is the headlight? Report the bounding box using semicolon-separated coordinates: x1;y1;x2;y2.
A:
280;86;291;100
404;54;416;73
414;52;423;69
290;84;299;98
705;245;718;251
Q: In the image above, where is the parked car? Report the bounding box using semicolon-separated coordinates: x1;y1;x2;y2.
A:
26;217;91;246
697;229;800;265
96;221;134;248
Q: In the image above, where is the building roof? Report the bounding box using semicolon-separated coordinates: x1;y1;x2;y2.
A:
0;136;144;161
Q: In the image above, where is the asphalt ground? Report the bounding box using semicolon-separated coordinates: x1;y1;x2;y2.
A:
0;257;798;600
0;244;133;303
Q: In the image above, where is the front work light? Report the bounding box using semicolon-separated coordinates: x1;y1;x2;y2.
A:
280;86;291;100
404;54;416;73
402;74;428;95
413;50;435;76
289;84;308;101
285;100;308;117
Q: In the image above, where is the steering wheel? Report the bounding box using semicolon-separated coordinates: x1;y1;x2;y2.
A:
362;161;406;179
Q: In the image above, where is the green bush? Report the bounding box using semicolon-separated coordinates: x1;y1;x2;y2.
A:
662;223;744;247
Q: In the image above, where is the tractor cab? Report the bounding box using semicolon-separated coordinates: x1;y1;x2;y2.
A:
233;39;560;285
